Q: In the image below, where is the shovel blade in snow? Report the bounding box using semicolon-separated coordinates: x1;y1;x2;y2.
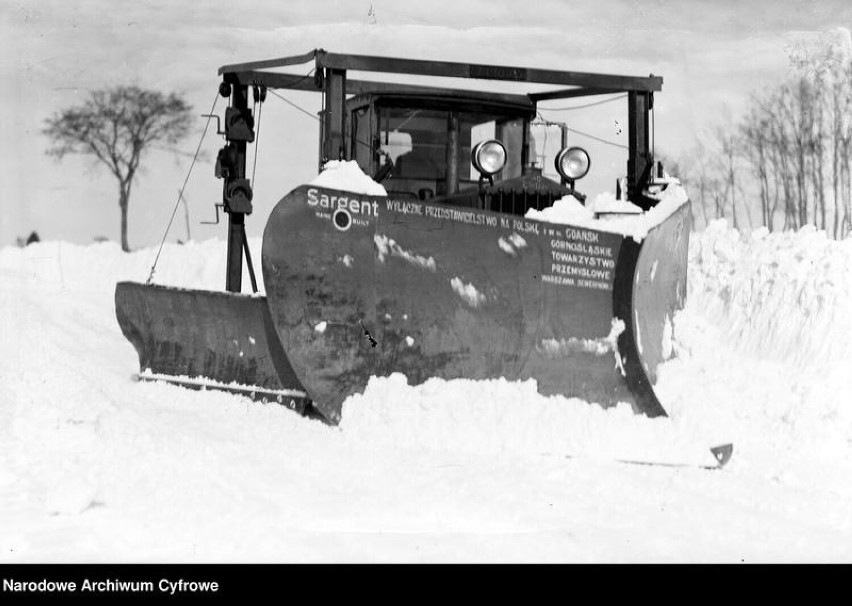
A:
261;185;691;423
115;281;307;403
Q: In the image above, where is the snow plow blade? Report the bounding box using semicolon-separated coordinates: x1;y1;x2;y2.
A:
261;185;691;423
114;282;308;409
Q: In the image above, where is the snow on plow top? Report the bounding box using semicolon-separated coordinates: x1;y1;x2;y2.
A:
308;160;388;196
525;182;689;243
304;159;687;245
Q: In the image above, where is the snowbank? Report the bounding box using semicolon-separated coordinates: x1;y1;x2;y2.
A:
0;238;265;294
3;217;852;562
656;220;852;468
687;220;852;369
339;373;705;463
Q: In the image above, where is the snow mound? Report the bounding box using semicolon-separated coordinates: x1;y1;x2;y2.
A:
654;220;852;465
308;160;388;196
339;374;706;464
3;216;852;560
524;184;689;242
590;192;643;215
525;195;594;223
0;238;265;294
687;220;852;369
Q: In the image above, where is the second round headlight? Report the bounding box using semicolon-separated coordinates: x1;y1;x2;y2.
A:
555;146;591;181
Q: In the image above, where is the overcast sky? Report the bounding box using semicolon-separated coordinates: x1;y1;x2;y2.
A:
1;0;850;249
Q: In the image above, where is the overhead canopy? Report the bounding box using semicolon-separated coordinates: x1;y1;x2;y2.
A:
217;48;660;206
218;48;663;101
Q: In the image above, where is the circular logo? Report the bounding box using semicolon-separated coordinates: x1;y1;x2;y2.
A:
332;208;352;231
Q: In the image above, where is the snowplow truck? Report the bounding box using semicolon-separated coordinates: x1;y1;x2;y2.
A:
115;50;690;424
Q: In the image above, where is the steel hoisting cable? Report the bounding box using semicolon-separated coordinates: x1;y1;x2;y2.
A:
535;112;628;150
563;125;628;150
146;89;220;284
260;67;320;121
250;96;263;187
538;93;628;112
268;88;321;122
265;89;390;170
268;89;382;155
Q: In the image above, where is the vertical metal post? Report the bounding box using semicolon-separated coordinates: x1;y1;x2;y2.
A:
225;84;250;293
226;213;245;292
323;69;347;162
445;112;459;196
627;91;652;209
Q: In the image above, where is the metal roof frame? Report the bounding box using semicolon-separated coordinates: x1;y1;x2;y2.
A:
217;49;659;209
218;48;662;101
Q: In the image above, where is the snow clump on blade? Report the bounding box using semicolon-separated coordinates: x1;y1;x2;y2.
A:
308;160;388;196
524;184;690;243
450;277;486;307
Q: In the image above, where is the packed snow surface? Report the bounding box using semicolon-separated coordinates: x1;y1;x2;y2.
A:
2;219;852;562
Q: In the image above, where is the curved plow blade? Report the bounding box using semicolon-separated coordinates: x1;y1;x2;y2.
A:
261;185;691;423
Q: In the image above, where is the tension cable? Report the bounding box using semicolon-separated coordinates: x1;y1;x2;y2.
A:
146;89;220;285
538;93;628;112
535;112;628;150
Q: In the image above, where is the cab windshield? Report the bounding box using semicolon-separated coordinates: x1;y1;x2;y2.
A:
373;105;526;199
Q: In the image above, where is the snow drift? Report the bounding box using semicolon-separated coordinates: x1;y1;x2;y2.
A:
2;218;852;562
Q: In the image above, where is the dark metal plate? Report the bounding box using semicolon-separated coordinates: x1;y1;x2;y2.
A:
115;282;305;395
262;185;690;423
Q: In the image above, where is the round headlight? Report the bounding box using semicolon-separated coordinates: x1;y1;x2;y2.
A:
555;147;591;181
471;140;507;176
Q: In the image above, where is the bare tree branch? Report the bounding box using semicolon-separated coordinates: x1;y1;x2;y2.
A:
43;86;193;251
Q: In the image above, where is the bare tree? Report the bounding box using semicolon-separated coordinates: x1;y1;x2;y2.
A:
680;31;852;239
828;58;852;238
43;86;192;251
740;107;773;229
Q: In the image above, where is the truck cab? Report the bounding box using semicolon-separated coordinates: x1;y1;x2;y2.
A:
345;92;576;214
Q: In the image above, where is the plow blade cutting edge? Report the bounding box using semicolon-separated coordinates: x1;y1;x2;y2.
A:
114;282;310;412
115;185;690;424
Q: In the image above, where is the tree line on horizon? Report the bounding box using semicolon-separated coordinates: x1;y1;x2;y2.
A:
40;37;851;248
670;40;852;240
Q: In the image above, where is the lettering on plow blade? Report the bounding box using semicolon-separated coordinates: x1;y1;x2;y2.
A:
307;187;380;217
261;186;690;422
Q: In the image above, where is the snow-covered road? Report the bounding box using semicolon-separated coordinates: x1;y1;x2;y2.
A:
1;222;851;562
